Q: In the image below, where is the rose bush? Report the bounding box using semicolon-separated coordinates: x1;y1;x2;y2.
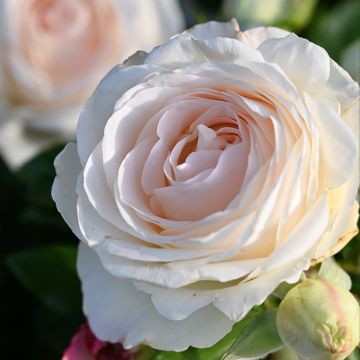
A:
52;20;359;351
0;0;183;166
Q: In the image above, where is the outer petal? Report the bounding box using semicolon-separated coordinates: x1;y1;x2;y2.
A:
259;33;330;93
326;60;360;111
77;64;161;165
144;35;264;69
52;143;84;241
238;26;290;48
304;94;357;189
314;101;358;257
78;243;234;351
214;254;310;322
83;142;136;236
132;247;313;324
132;197;328;322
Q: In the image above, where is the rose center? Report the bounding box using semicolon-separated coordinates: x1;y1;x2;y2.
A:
34;0;90;37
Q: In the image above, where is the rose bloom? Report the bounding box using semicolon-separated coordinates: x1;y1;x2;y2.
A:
0;0;183;166
52;20;359;351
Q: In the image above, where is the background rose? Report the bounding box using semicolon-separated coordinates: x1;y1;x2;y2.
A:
52;20;359;351
0;0;184;167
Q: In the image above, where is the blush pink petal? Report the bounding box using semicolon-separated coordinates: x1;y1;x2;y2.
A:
83;143;136;236
153;143;248;221
259;34;330;93
77;64;162;165
52;143;84;241
238;26;289;48
78;243;234;351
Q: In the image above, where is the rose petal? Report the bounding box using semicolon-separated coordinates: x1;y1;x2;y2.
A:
52;143;84;241
259;33;330;93
83;143;136;236
326;60;360;111
144;35;264;69
304;94;357;188
77;64;161;165
239;26;289;48
153;142;248;221
78;243;234;351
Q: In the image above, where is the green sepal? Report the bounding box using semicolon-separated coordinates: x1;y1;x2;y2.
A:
318;257;352;290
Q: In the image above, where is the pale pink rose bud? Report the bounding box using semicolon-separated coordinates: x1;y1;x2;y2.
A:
276;278;360;360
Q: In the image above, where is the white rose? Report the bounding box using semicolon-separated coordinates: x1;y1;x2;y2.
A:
0;0;184;167
52;20;359;351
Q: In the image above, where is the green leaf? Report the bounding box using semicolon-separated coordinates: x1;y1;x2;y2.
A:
194;306;264;360
137;348;197;360
16;145;64;208
347;348;360;360
5;244;81;315
224;309;283;359
0;157;24;229
318;257;352;290
15;144;68;230
270;347;297;360
150;351;184;360
136;307;265;360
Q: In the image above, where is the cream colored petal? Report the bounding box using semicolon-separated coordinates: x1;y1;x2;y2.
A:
259;33;330;94
304;94;357;189
77;64;161;165
52;143;84;241
102;85;183;189
238;26;290;48
144;34;264;69
83;142;136;236
214;255;310;321
326;60;360;112
153;142;248;221
78;243;234;351
249;196;329;278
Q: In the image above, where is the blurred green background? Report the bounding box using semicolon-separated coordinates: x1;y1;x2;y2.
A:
0;0;359;359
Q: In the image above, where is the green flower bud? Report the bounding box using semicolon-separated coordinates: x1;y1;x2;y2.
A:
276;278;359;360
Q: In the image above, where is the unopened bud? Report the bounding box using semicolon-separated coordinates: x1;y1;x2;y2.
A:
276;278;359;360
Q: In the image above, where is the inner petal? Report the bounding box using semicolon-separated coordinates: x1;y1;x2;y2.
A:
197;125;228;151
174;150;222;182
151;142;249;221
